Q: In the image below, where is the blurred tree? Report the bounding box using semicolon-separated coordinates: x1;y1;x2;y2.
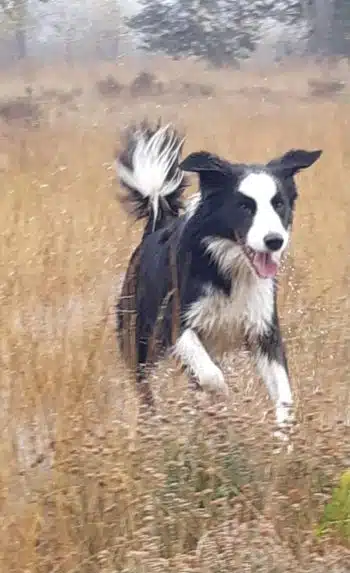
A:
326;0;350;57
295;0;350;58
0;0;27;57
0;0;122;63
304;0;335;56
0;0;48;59
126;0;309;65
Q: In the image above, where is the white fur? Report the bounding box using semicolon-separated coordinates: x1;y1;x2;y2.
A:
256;353;294;432
204;237;246;278
239;172;289;264
197;237;274;337
184;230;292;439
185;283;274;354
173;328;229;395
185;239;274;355
117;125;185;225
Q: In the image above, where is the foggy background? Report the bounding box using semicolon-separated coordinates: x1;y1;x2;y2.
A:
0;0;349;69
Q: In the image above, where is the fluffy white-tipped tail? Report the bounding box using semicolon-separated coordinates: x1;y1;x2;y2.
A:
116;121;187;232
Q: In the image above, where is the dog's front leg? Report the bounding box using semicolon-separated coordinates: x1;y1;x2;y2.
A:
247;324;294;440
174;328;229;396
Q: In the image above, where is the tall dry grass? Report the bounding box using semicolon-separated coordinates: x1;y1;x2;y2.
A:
0;58;350;572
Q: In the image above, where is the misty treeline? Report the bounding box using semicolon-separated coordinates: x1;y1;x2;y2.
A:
128;0;350;64
0;0;122;63
0;0;350;66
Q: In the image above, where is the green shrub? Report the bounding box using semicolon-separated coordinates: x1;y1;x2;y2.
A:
316;469;350;544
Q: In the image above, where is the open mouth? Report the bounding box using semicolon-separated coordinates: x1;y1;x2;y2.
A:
242;245;278;279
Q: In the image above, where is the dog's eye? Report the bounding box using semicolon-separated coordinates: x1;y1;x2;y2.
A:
272;196;285;213
239;202;253;215
274;201;284;212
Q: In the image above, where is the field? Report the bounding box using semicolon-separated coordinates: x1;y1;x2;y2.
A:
0;55;350;572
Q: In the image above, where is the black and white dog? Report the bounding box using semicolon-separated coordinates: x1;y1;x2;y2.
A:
116;120;322;440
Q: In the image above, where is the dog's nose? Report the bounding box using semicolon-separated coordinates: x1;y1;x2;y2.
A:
264;233;284;252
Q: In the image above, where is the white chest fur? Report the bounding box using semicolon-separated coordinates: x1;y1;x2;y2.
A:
185;276;274;354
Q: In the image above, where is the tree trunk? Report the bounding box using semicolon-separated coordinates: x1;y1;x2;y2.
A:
311;0;335;57
14;0;28;60
15;26;26;59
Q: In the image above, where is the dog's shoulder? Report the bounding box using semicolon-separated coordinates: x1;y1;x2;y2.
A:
142;215;186;250
136;216;187;300
177;232;233;300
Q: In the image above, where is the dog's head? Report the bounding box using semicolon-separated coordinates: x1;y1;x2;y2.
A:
180;148;322;279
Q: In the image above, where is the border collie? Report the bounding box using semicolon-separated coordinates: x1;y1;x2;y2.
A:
115;120;322;441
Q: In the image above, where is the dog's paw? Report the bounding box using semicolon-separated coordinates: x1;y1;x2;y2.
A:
273;403;295;453
198;365;229;397
276;402;294;428
273;430;294;455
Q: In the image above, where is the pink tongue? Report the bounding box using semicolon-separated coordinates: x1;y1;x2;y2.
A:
253;252;278;278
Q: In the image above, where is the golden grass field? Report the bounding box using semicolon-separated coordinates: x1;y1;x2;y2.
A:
0;56;350;572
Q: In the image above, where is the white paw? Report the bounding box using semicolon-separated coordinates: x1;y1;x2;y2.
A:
276;402;294;429
273;402;294;452
198;365;229;397
273;427;291;443
272;434;294;455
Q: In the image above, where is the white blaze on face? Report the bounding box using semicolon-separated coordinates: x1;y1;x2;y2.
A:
238;172;289;260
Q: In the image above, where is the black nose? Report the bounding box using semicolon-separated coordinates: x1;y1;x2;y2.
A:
264;233;284;252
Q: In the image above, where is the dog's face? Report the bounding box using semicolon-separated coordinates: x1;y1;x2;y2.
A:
180;149;322;279
228;169;294;278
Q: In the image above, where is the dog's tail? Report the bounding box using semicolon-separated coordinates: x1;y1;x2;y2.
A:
116;120;188;235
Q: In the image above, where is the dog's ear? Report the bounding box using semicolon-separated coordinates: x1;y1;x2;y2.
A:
180;151;241;196
267;149;322;178
180;151;227;174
